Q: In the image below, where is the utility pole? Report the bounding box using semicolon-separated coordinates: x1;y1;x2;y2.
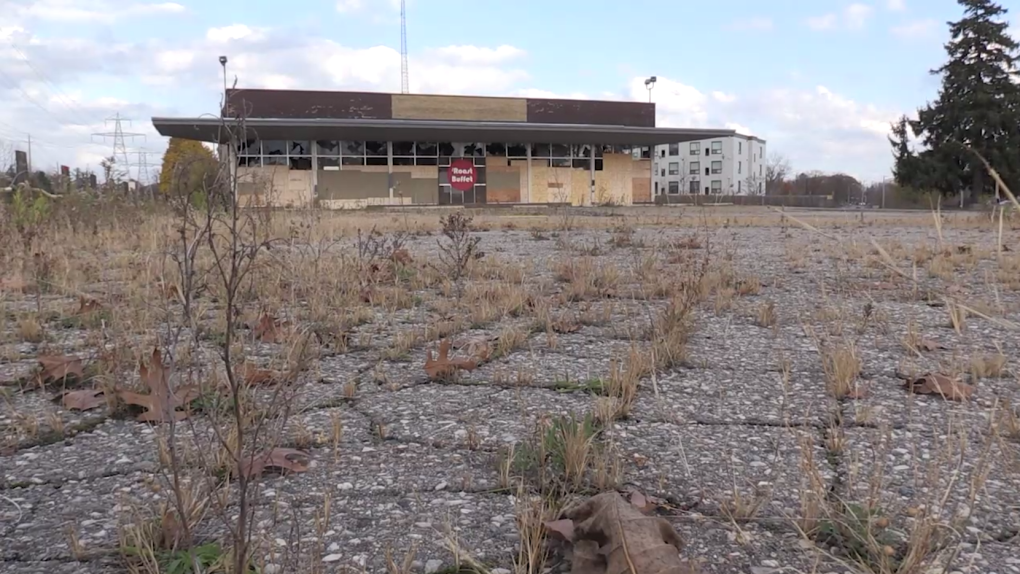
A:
26;134;31;172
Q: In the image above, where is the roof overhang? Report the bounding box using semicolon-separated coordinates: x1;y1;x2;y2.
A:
151;117;735;146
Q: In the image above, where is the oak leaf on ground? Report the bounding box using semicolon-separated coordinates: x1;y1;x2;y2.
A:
59;389;107;411
74;296;102;316
555;492;692;574
118;348;201;422
241;363;283;386
240;447;311;479
903;373;974;401
254;313;286;343
38;355;85;385
424;339;480;380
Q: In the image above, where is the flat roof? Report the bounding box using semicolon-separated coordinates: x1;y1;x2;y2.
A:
151;117;735;146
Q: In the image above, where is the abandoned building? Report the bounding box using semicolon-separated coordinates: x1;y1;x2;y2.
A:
151;88;734;208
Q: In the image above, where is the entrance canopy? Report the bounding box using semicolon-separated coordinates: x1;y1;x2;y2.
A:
151;117;735;146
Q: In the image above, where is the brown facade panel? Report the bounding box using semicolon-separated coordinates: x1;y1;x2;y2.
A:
225;89;392;120
392;94;527;122
526;98;655;128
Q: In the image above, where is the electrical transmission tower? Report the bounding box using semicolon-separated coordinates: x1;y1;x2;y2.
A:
400;0;409;94
91;113;145;181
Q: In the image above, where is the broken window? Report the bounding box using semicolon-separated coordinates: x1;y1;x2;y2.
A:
572;158;590;169
532;143;551;157
343;141;365;156
415;157;438;166
342;156;365;166
263;140;286;156
393;157;414;166
237;138;259;155
289;141;310;155
392;141;414;156
316;140;340;156
550;143;569;157
438;142;456;156
416;142;438;156
594;159;603;171
551;158;571;168
365;141;387;156
486;143;507;156
506;143;527;157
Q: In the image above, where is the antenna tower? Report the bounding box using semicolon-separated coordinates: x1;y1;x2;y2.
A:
400;0;409;94
91;113;146;180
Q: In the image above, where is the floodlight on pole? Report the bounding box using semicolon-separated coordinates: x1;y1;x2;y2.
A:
644;76;657;103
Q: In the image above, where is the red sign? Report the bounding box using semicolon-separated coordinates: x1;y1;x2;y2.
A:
448;159;476;191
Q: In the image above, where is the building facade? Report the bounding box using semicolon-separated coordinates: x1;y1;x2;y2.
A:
152;89;735;208
651;135;766;197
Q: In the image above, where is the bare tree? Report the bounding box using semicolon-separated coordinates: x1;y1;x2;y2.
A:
765;153;791;195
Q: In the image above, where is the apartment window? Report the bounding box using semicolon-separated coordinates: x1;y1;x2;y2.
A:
711;180;722;193
660;149;666;158
661;169;666;177
760;165;763;176
689;161;700;175
689;180;699;194
738;141;742;154
689;142;700;155
738;181;742;193
668;181;679;194
668;143;679;156
711;161;722;174
738;161;742;174
711;141;722;154
668;162;679;175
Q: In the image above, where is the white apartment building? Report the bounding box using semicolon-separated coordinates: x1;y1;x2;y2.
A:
652;134;766;196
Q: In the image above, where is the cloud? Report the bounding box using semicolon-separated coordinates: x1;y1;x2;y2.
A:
807;4;875;31
844;4;874;29
728;17;773;31
335;0;363;12
891;19;938;39
887;0;906;11
806;14;838;30
5;0;184;24
429;45;526;65
632;75;898;180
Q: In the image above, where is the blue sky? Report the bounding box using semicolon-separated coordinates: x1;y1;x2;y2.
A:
0;0;1016;182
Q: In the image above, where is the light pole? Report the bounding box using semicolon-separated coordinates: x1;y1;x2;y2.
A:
644;76;657;103
219;55;229;101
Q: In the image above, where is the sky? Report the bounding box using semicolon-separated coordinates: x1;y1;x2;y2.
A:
0;0;1017;184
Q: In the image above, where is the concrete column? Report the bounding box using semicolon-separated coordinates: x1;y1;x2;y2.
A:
387;141;394;199
525;143;532;204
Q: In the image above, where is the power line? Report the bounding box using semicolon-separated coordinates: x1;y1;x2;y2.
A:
3;38;98;127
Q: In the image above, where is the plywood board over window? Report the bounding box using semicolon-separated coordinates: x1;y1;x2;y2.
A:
392;94;527;122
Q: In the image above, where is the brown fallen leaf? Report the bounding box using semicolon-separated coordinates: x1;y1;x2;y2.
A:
903;373;974;401
241;363;282;386
544;518;575;542
845;384;870;400
253;313;284;343
551;316;582;334
59;389;107;411
562;492;690;574
391;248;413;265
118;348;201;422
74;296;102;316
918;339;947;352
240;447;311;479
425;339;480;380
38;355;85;384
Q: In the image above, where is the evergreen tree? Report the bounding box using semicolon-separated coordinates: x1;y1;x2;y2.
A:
159;137;217;195
894;0;1020;203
